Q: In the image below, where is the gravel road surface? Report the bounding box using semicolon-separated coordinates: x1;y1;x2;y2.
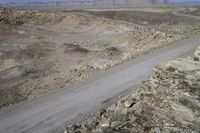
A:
0;35;199;133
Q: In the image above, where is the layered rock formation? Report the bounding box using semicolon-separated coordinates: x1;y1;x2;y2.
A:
65;47;200;133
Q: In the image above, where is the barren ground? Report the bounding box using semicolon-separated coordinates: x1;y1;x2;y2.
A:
65;44;200;133
0;7;200;107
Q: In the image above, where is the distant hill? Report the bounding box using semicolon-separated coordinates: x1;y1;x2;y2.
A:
1;0;168;9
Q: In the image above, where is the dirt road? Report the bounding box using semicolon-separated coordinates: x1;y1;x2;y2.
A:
0;35;199;133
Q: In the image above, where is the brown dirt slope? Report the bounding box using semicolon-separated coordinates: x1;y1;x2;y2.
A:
1;7;200;108
0;8;184;108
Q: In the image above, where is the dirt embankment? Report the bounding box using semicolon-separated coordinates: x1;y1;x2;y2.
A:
0;7;200;108
83;10;196;25
80;9;200;36
0;8;64;25
65;47;200;133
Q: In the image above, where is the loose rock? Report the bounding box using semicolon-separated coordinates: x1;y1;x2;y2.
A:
65;47;200;133
124;99;135;108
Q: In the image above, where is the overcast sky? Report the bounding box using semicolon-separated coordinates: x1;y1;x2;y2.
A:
1;0;200;4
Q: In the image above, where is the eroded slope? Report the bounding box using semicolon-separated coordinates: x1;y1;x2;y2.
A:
0;8;199;108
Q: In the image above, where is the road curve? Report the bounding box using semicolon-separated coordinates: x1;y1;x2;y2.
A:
0;35;199;133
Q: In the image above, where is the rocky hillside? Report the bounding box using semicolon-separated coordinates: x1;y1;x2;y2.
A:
0;8;66;25
65;47;200;133
0;8;184;108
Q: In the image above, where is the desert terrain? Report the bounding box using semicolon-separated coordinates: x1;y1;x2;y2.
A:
0;6;200;133
65;44;200;133
0;7;200;108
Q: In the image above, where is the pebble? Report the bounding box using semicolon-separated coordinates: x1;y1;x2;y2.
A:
154;127;161;133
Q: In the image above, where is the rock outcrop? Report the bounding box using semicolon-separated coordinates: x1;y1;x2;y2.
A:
65;47;200;133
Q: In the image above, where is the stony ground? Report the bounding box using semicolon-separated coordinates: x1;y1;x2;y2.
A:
0;7;200;108
64;47;200;133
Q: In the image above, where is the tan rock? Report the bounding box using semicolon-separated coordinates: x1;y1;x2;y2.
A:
194;46;200;60
100;120;110;127
124;99;135;108
111;121;121;127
